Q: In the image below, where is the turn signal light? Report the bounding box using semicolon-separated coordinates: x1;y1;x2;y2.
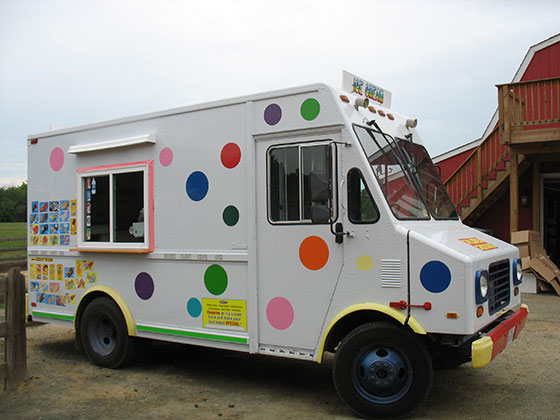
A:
446;312;459;319
340;95;349;103
514;287;519;296
368;105;376;113
477;306;484;317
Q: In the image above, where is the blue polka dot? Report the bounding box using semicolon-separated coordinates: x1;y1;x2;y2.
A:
420;261;451;293
187;298;202;318
186;171;209;201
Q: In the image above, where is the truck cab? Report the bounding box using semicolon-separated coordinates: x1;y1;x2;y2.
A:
254;73;528;418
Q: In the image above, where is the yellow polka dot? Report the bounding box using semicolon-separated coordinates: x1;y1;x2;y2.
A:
357;255;373;271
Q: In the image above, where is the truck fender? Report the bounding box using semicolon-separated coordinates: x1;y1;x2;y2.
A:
75;286;136;336
317;303;426;363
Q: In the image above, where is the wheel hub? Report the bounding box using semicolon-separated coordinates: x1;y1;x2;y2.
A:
367;360;396;383
89;315;117;356
353;346;412;402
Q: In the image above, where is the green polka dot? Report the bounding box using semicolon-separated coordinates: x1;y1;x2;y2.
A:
300;98;320;121
223;205;239;227
204;264;228;295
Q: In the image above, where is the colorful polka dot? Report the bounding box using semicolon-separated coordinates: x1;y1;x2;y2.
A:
50;147;64;172
299;236;329;270
266;297;294;330
420;261;452;293
186;171;209;201
159;147;173;167
300;98;320;121
222;205;239;227
264;103;282;126
187;298;202;318
221;143;241;169
357;255;373;271
135;272;154;300
204;264;228;295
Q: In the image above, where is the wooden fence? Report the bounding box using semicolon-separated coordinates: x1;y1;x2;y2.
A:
0;268;27;391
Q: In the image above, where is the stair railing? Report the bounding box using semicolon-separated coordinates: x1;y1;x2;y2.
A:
444;126;509;216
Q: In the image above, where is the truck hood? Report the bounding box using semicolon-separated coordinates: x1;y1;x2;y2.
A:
401;221;517;265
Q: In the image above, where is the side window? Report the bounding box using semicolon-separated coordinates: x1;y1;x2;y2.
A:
348;168;379;224
269;143;335;223
78;162;151;250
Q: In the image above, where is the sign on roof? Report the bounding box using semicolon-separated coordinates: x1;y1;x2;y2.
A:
342;70;392;108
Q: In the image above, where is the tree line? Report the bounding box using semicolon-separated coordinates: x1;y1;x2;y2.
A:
0;183;27;222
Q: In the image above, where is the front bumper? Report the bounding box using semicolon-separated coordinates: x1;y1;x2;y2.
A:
471;304;529;368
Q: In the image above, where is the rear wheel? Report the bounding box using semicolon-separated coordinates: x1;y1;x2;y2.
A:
80;297;135;368
333;322;433;419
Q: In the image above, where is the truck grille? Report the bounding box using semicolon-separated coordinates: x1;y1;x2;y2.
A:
488;259;510;315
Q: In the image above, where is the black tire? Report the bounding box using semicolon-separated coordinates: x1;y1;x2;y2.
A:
333;322;433;419
80;297;135;368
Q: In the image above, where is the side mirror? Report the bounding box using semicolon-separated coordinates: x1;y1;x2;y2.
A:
310;170;330;202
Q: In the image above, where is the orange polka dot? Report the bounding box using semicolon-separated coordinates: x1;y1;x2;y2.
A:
299;236;329;270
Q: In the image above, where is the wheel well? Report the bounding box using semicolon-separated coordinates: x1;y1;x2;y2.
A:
323;310;416;353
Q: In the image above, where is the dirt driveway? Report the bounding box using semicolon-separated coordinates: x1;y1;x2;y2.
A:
1;292;559;420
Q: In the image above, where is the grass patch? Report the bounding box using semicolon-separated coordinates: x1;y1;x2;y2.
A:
0;222;27;262
0;222;26;239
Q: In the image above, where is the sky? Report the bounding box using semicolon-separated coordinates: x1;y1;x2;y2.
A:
1;0;559;187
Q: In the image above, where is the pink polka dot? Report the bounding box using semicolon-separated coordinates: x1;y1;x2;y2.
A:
266;297;294;330
221;143;241;169
50;147;64;172
159;147;173;167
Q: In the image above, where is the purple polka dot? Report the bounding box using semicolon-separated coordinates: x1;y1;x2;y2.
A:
159;147;173;167
50;147;64;171
264;104;282;126
266;297;294;330
135;272;154;300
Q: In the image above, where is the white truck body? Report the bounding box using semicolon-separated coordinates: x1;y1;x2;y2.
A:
27;72;528;418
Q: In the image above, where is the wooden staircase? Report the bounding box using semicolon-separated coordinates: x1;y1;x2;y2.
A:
444;126;528;223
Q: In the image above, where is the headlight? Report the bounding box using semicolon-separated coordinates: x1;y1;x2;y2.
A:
476;270;489;304
513;259;523;285
480;273;488;299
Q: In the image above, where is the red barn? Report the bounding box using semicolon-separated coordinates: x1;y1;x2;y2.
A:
435;33;560;266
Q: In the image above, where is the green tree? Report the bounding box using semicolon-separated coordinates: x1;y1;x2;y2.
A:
0;183;27;222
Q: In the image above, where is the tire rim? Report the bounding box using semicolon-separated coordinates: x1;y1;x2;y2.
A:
351;345;413;404
88;313;117;356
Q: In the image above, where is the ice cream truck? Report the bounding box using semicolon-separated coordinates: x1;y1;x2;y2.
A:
27;71;528;419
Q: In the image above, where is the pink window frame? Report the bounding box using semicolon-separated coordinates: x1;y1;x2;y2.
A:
77;160;154;252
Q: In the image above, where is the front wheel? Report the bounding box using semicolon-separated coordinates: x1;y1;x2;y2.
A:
333;322;433;419
80;297;135;368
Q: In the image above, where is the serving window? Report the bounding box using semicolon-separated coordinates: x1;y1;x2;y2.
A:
77;161;153;251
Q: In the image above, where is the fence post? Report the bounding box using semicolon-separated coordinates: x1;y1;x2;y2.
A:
5;267;27;391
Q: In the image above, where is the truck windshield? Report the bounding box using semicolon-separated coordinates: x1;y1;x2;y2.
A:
353;125;458;220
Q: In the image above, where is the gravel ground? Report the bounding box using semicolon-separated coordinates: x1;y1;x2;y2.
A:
1;292;559;420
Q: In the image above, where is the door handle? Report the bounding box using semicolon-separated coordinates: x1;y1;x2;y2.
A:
334;222;344;244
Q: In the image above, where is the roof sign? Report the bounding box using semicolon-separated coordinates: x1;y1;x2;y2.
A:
342;70;392;108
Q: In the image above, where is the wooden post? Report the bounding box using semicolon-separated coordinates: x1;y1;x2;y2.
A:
0;275;6;387
510;151;519;236
476;148;482;202
533;161;540;232
5;268;27;391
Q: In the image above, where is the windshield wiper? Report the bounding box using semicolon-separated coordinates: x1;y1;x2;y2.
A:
366;120;431;216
